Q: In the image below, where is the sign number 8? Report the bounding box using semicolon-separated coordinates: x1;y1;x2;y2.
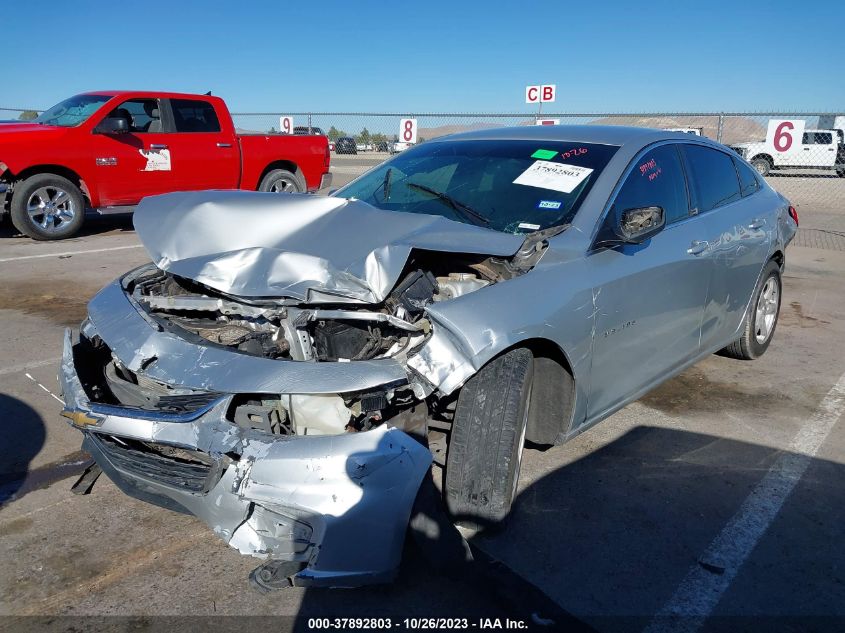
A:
400;118;417;144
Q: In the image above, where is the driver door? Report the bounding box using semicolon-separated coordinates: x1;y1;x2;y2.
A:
88;98;173;207
585;143;711;420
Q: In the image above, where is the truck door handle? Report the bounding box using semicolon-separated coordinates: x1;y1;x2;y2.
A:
803;147;811;151
149;144;168;150
217;142;232;148
748;218;765;230
687;240;709;255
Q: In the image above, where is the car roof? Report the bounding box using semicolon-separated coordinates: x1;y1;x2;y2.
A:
435;124;699;147
80;90;222;100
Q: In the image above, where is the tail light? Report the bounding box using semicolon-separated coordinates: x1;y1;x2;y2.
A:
788;205;799;227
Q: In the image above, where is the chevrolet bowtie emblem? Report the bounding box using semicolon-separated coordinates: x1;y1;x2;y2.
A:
60;408;102;427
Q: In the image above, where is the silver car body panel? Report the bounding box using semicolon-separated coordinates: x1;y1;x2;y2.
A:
58;125;796;586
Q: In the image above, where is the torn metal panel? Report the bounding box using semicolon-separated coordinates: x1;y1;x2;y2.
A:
133;190;523;303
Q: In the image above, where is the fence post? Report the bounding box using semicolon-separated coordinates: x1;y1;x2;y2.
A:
717;113;725;143
308;113;312;130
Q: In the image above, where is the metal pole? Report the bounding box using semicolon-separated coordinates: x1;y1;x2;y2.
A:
717;114;724;143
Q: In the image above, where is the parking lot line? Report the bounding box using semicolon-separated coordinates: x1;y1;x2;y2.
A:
0;244;142;263
645;370;845;632
24;372;64;405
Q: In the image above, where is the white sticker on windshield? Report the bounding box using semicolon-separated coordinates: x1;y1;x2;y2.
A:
518;222;541;230
139;148;171;172
513;161;593;194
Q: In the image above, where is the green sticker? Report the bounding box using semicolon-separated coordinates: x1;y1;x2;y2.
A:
531;149;558;160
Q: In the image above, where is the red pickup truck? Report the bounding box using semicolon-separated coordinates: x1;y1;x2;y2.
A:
0;91;332;239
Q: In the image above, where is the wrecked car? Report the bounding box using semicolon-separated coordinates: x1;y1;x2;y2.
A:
58;126;797;588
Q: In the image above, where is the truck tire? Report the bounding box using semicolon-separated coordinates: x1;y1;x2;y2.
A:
445;348;534;530
258;169;305;193
10;173;85;240
750;157;772;177
720;260;782;360
837;169;845;178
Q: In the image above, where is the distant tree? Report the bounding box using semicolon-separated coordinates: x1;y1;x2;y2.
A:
359;127;371;146
328;126;341;141
371;132;387;143
268;126;277;133
19;110;38;121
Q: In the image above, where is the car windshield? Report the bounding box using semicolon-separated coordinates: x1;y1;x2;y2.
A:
34;94;113;127
334;139;619;234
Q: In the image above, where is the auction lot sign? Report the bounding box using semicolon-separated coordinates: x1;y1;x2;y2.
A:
525;84;556;104
766;119;806;152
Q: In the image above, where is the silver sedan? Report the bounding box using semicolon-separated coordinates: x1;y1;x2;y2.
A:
58;125;797;589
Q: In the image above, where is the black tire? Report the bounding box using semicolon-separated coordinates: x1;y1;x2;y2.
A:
445;348;534;529
10;173;85;240
750;157;771;177
258;168;305;193
836;169;845;178
720;260;782;360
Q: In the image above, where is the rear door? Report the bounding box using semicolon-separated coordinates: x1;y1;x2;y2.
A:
801;131;837;167
159;98;240;191
88;98;173;206
585;143;711;419
681;144;772;351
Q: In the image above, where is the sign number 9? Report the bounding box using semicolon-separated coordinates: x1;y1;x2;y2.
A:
773;121;794;152
279;116;293;134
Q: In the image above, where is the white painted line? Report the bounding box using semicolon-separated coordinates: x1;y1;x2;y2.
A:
24;372;65;405
0;357;60;377
330;166;371;174
644;370;845;633
0;244;142;263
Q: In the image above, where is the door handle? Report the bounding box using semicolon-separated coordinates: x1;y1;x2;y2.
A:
803;147;811;151
687;240;709;255
748;218;765;230
149;143;168;150
217;142;232;148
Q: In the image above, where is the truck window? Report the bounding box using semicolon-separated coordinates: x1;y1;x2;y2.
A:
681;145;741;213
171;99;221;133
105;99;162;133
802;132;833;145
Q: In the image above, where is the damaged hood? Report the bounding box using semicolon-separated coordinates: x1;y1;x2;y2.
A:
134;190;524;303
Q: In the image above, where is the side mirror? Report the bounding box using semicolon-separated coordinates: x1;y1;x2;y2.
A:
614;206;665;243
94;117;128;134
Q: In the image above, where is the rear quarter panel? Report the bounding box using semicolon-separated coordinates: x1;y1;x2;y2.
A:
237;134;330;191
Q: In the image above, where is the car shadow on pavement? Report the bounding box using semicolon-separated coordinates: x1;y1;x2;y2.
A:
0;214;135;239
0;393;46;504
289;425;844;632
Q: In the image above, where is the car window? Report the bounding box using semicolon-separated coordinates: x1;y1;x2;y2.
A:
170;99;221;133
611;144;689;225
802;132;832;145
734;157;761;197
106;99;161;133
335;139;619;234
681;144;741;213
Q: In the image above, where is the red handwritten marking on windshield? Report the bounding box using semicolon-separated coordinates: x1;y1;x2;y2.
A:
562;147;588;160
648;167;663;181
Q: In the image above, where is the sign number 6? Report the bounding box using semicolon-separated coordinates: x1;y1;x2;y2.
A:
773;121;794;152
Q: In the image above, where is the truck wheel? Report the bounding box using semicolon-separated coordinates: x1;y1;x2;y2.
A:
720;260;782;360
258;169;304;193
837;169;845;178
10;173;85;240
750;157;771;177
444;348;534;530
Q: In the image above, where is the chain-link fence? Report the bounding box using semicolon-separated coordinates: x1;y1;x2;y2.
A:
2;107;843;249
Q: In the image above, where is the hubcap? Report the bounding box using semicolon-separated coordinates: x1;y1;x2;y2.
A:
269;179;295;193
754;161;767;175
754;276;779;344
27;186;76;232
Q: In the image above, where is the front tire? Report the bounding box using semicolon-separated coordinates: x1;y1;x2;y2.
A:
445;348;534;529
721;260;782;360
258;169;304;193
10;173;85;240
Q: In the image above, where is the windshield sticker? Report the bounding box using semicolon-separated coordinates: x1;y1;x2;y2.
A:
513;161;593;194
561;147;588;159
538;200;562;210
518;222;541;231
531;149;558;160
639;157;662;181
139;148;171;172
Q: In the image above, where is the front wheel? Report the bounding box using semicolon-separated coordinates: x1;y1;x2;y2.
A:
720;260;782;360
258;169;304;193
444;348;534;530
10;173;85;240
751;157;772;177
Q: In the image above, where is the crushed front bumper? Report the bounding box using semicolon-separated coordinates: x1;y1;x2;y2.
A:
58;328;432;587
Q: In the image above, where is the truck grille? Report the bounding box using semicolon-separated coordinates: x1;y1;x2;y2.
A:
90;433;217;493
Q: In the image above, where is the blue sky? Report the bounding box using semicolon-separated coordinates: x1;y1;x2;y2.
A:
2;0;842;113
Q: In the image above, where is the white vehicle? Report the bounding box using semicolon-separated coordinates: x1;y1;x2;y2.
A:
731;127;845;177
392;141;413;154
665;127;703;136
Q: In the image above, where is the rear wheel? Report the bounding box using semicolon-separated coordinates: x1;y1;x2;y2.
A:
836;169;845;178
10;173;85;240
721;260;782;360
444;348;533;530
751;157;772;177
258;169;304;193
